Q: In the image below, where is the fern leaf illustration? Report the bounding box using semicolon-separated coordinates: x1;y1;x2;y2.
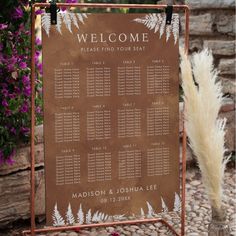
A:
56;13;62;34
146;201;155;217
113;214;125;221
97;212;103;221
86;209;92;224
166;24;172;42
134;13;172;41
154;14;163;33
82;13;88;18
42;13;51;36
146;14;157;30
140;208;145;218
52;203;65;226
66;203;75;225
92;210;99;222
172;14;179;44
173;192;182;212
159;15;166;39
69;12;79;29
104;214;109;221
77;13;85;24
61;12;72;33
161;197;169;213
134;14;158;31
77;204;84;224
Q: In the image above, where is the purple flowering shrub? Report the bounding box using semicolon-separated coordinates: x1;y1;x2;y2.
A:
0;1;43;165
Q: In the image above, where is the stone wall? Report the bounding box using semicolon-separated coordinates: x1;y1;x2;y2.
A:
0;126;45;228
0;0;235;228
181;0;235;153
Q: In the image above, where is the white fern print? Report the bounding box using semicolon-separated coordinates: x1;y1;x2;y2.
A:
172;14;179;44
77;13;85;24
140;208;145;218
133;13;179;44
42;12;89;36
82;13;88;18
42;13;51;36
113;214;126;221
98;212;104;221
52;203;65;226
173;192;181;212
86;209;92;224
146;201;155;217
69;12;79;29
91;211;109;222
92;211;99;222
66;203;75;225
161;197;169;213
98;212;105;222
159;14;166;39
134;14;156;31
56;13;62;35
51;203;111;225
61;12;72;33
154;14;162;33
77;204;84;224
166;24;172;42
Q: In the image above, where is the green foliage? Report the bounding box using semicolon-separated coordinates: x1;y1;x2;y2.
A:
0;0;42;165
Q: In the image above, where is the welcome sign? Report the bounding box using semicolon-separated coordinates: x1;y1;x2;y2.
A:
42;13;180;226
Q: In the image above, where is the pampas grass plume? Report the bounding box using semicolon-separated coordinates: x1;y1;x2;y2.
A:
180;48;229;211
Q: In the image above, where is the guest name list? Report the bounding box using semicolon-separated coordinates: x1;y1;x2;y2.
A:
42;13;180;225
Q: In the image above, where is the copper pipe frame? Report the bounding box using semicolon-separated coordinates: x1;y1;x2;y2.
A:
25;3;190;236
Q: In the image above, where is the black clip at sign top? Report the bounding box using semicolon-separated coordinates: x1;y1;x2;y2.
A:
165;5;173;25
50;0;57;25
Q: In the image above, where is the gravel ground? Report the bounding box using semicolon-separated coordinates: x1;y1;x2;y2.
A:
3;167;236;236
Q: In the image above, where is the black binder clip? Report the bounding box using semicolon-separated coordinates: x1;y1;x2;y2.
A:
165;5;173;25
50;0;57;25
29;0;35;7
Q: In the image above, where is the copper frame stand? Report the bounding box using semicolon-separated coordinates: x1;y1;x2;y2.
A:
22;3;189;236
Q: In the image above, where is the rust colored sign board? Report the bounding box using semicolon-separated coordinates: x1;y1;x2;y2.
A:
42;13;180;226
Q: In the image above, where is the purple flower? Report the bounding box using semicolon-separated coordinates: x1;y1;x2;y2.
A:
24;85;31;96
66;0;78;3
10;57;17;64
37;63;42;74
0;150;4;165
6;150;15;165
61;0;78;11
111;232;120;236
35;9;44;15
7;64;14;71
1;88;9;97
12;7;23;19
10;127;17;135
5;109;12;116
0;149;16;166
1;83;7;88
35;37;41;45
22;75;30;84
15;87;21;95
20;127;30;134
19;61;27;69
0;24;8;30
20;102;29;113
2;99;8;107
9;93;16;99
36;106;41;114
